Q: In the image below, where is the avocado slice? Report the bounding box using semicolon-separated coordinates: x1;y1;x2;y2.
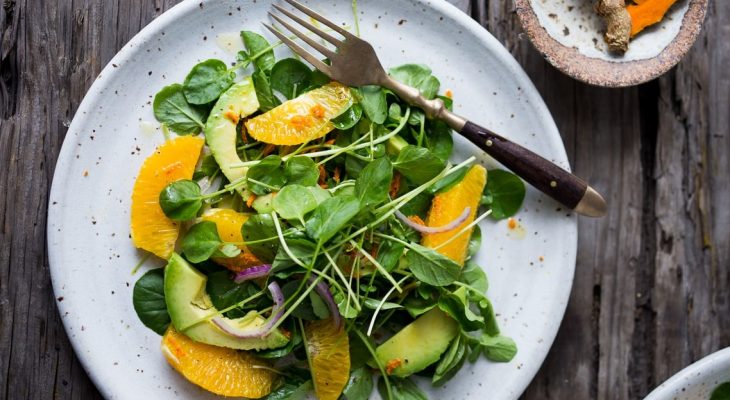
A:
369;307;459;377
204;78;260;186
164;253;288;350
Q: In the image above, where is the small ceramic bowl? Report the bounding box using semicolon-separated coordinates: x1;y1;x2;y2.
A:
644;347;730;400
514;0;708;87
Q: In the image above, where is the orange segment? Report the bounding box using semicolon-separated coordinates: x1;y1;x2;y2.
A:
200;209;263;272
161;326;276;398
245;82;352;145
422;165;487;265
131;136;204;259
304;319;350;400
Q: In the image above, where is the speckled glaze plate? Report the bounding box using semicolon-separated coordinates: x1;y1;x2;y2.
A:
47;0;577;399
515;0;708;87
644;348;730;400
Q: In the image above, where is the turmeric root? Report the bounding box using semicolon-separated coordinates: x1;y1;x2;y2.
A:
595;0;632;53
627;0;679;37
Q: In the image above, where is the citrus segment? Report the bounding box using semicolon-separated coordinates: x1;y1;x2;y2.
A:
200;208;263;272
161;326;276;398
131;136;204;259
304;319;350;400
422;165;487;265
245;82;352;145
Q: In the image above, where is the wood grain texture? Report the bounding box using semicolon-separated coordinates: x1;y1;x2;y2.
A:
0;1;727;399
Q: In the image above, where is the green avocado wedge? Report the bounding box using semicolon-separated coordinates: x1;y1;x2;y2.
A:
369;307;459;377
163;253;288;350
204;78;260;186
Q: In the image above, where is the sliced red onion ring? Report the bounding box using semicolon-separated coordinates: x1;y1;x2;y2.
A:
395;207;471;234
309;276;342;328
212;281;285;339
233;264;272;283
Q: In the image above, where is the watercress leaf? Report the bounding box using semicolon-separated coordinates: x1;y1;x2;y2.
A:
281;280;318;320
478;297;500;336
424;120;453;161
466;225;482;261
710;382;730;400
214;243;242;258
132;268;170;335
264;380;313;400
357;86;387;124
438;289;484;332
429;167;467;194
183;59;235;105
377;377;428;400
433;335;467;386
398;191;433;219
284;156;319;187
362;298;402;311
181;221;223;263
355;157;393;208
484;169;526;219
270;59;312;99
403;296;436;317
307;185;332;205
273;185;318;222
272;237;318;270
193;154;221;180
460;260;488;294
388;102;402;123
153;84;207;134
349;331;375;369
159;180;202;221
241;31;275;72
308;68;331;90
242;214;279;261
310;290;330;319
404;243;461;286
375;239;405;272
342;367;374;400
389;64;440;99
407;108;425;127
206;271;261;318
252;69;281;112
257;321;302;358
332;103;363;130
439;94;454;111
479;334;517;362
305;194;361;244
246;155;286;195
392;145;445;185
335;290;360;319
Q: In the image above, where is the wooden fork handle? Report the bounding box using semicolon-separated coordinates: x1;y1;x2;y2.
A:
459;121;607;217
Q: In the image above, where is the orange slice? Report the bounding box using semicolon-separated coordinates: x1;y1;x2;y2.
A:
421;165;487;265
245;82;352;145
200;208;263;272
303;319;350;400
131;136;204;259
161;326;276;398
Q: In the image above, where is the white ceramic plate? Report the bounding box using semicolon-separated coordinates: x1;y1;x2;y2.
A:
645;348;730;400
48;1;577;399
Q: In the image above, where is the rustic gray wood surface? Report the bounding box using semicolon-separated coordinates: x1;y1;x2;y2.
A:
0;1;727;399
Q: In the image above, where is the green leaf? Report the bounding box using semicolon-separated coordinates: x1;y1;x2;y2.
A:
281;280;318;320
342;367;374;400
375;239;405;272
270;59;312;99
404;243;461;286
460;260;488;294
183;59;235;105
193;154;221;180
424;120;453;162
252;69;281;112
272;237;318;270
710;382;730;400
305;194;361;244
307;186;332;205
246;155;286;195
377;377;427;400
335;290;360;319
398;191;433;219
357;86;387;124
263;380;312;400
242;214;279;262
402;296;436;318
310;290;330;319
483;169;526;220
438;289;484;331
363;298;402;311
355;157;393;208
257;321;302;359
332;103;363;130
159;180;202;221
284;156;319;187
466;225;482;260
392;145;445;184
181;221;223;263
132;269;170;335
153;84;208;134
241;31;275;72
479;334;517;362
428;167;467;194
206;271;261;318
432;335;467;386
273;185;318;222
389;64;440;99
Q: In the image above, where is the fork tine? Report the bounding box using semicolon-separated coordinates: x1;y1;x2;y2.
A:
262;23;332;76
272;4;343;47
283;0;357;40
269;12;337;60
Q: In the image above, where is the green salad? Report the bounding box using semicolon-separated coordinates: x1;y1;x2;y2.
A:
130;26;525;400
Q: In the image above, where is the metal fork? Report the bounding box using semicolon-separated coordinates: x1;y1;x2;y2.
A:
265;0;607;217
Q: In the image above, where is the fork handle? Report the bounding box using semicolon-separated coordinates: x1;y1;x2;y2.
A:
459;121;605;217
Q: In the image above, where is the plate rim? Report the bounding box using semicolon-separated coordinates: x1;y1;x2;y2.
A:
47;0;577;398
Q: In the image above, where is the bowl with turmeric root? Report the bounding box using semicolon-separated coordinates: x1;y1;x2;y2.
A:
514;0;708;87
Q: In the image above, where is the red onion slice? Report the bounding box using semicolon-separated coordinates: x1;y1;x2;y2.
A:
309;276;342;328
233;264;272;283
395;207;471;234
211;281;285;339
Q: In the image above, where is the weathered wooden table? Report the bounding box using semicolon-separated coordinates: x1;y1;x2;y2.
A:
1;1;728;399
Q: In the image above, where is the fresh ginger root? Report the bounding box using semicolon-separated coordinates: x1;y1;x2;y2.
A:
627;0;679;36
595;0;632;53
